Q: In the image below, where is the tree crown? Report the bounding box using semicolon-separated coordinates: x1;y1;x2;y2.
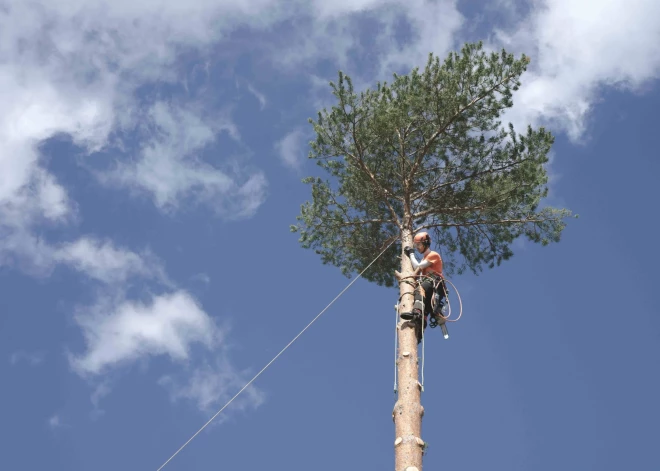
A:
291;41;574;287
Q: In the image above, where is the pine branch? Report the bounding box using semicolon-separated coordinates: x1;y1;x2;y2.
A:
407;70;521;180
417;214;565;230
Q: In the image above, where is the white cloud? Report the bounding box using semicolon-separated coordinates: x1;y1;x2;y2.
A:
90;380;112;419
275;128;307;170
159;357;265;415
493;0;660;141
0;0;284;234
68;288;262;416
0;231;166;286
371;0;464;78
271;0;660;144
310;0;394;18
99;101;267;218
54;237;167;285
272;0;464;84
70;291;220;376
0;145;74;233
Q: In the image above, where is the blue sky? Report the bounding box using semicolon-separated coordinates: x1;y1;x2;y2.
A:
1;1;659;470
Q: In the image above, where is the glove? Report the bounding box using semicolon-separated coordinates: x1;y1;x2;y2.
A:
403;246;414;256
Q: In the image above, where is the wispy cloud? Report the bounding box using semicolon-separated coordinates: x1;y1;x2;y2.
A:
275;128;308;171
54;238;168;285
9;351;44;367
98;101;267;219
0;0;284;242
70;289;266;418
246;83;267;110
270;0;464;83
0;232;167;286
48;414;64;429
191;273;211;285
90;381;112;419
159;356;265;417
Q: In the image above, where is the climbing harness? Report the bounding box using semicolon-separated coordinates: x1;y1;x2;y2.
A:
155;239;397;471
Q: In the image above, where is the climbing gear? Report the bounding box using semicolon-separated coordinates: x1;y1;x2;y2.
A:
394;301;399;394
396;270;462;341
429;276;448;331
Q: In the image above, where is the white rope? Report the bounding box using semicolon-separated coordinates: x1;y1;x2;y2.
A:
421;313;425;392
394;289;413;395
155;239;396;471
394;301;399;394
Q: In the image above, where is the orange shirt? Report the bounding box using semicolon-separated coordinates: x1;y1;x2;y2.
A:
421;250;443;277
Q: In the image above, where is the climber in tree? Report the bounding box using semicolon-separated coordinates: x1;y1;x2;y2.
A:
400;232;447;328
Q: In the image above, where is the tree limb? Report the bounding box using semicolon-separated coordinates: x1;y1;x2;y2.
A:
417;214;562;231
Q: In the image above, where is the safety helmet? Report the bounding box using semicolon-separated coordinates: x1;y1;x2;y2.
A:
413;231;431;249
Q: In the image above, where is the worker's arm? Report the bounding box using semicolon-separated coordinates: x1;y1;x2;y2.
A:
403;246;432;270
410;255;432;270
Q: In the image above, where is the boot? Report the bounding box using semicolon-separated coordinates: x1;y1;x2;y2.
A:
400;308;422;320
401;298;424;320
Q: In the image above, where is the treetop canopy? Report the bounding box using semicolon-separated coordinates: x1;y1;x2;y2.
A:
291;41;574;287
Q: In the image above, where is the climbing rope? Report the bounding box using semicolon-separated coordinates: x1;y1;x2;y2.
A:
421;308;425;391
393;291;425;393
155;239;396;471
433;277;463;323
394;290;415;394
394;301;398;394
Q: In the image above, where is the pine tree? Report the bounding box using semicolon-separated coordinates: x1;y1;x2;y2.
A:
291;41;574;471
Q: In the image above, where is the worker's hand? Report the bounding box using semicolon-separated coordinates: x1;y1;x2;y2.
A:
404;246;414;256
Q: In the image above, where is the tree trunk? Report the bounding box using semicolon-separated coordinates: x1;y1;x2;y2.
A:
393;227;424;471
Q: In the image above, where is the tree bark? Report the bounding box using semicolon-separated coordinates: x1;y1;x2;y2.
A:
393;227;424;471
